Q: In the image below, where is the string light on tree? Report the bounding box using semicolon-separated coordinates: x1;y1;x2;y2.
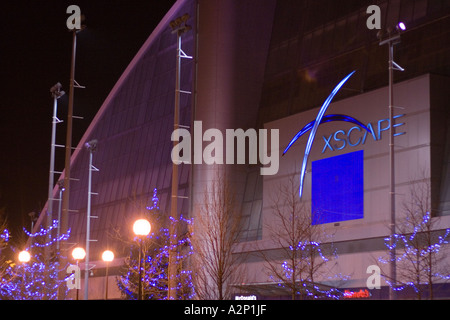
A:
378;211;450;298
117;188;195;300
0;220;71;299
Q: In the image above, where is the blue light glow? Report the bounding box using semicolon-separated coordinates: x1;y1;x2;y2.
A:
311;150;364;225
117;188;195;300
283;114;370;155
282;71;357;197
1;229;9;242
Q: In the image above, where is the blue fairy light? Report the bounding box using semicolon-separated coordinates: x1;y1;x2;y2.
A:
117;188;195;300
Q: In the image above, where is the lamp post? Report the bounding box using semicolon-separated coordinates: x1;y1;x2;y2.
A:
133;218;151;300
18;250;31;299
72;247;86;300
18;250;31;263
378;22;406;300
102;250;114;300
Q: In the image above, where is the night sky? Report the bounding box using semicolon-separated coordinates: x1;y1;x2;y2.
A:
0;1;175;243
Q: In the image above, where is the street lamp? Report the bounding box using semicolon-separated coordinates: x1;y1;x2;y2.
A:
18;250;31;298
133;219;151;236
378;21;406;300
133;219;151;300
18;250;31;263
102;250;114;300
72;246;86;260
72;247;85;300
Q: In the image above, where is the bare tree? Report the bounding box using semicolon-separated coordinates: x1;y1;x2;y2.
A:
379;177;450;299
191;172;244;300
261;176;346;300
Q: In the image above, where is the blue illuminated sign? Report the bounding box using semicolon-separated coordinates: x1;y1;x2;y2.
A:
321;114;406;153
282;70;406;198
311;150;364;225
283;71;369;197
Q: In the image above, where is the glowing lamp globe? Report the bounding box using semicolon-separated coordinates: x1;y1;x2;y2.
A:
133;219;151;236
72;247;86;260
102;250;114;262
18;250;31;263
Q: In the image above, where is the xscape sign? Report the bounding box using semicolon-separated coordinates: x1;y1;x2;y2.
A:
321;113;405;153
283;71;406;198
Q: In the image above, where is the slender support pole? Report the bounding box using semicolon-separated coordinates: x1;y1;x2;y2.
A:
84;140;97;300
61;30;76;242
56;181;64;251
138;238;143;300
47;93;59;235
388;41;397;300
168;29;182;301
84;151;93;300
76;260;80;300
61;30;77;242
104;261;109;300
59;29;77;300
169;14;192;300
380;32;403;299
46;84;63;299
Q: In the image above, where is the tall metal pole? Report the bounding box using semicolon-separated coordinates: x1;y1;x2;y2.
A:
168;28;181;301
46;83;64;300
388;41;396;300
58;29;77;300
61;30;77;243
169;13;192;301
76;260;80;300
104;261;109;300
84;140;98;300
56;180;64;251
84;150;93;300
380;29;403;299
47;94;57;232
138;239;143;300
48;83;64;236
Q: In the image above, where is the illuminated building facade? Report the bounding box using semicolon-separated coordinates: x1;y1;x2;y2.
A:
242;73;450;299
33;0;450;299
